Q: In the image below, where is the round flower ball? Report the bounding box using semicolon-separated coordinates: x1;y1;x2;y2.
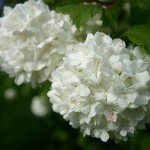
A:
48;32;150;142
0;0;76;86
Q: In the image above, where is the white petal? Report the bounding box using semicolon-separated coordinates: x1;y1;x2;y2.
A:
94;92;106;101
81;105;90;114
109;55;120;64
125;92;139;103
120;129;127;136
15;74;25;85
133;46;144;59
84;128;90;136
102;35;112;44
107;92;117;103
134;71;150;85
101;130;109;142
76;85;90;97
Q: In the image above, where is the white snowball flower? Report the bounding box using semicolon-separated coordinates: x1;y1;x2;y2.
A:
4;88;17;101
0;0;76;86
48;32;150;142
31;96;49;117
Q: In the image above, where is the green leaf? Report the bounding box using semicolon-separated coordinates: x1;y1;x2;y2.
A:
102;9;116;29
56;4;102;28
124;24;150;54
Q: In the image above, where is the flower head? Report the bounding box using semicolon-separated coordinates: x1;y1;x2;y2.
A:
48;32;150;142
31;95;50;117
0;0;76;86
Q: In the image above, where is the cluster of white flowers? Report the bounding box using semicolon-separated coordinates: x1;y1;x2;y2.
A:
0;0;150;143
0;0;76;86
48;32;150;142
31;95;50;117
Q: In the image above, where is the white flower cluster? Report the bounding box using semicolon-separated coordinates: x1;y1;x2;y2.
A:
31;96;50;117
0;0;76;86
48;32;150;142
0;0;150;143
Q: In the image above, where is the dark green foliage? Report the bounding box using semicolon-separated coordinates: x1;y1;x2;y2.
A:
129;5;150;26
5;0;26;7
125;0;150;9
102;8;116;29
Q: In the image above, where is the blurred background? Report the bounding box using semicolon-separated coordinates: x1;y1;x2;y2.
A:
0;0;150;150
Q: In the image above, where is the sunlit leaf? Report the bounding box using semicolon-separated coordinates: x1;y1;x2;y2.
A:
124;24;150;54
